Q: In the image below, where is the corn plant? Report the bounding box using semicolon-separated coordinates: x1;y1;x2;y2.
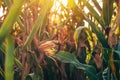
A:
0;0;120;80
54;0;120;80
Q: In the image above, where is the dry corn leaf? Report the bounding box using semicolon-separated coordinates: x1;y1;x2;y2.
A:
108;29;118;48
39;40;58;55
94;54;102;69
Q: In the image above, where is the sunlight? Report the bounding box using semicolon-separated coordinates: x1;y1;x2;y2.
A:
0;7;3;17
51;0;67;12
84;6;89;14
51;0;89;14
60;0;67;7
50;0;102;27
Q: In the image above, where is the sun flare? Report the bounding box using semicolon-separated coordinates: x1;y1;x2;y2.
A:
61;0;68;7
0;7;3;17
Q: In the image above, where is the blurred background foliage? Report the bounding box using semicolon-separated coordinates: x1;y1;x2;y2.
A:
0;0;120;80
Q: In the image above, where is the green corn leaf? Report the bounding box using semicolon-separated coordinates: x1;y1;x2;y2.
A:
74;26;91;49
102;0;114;26
26;72;43;80
92;0;102;13
103;67;109;80
14;58;23;70
82;12;109;48
0;67;4;78
26;73;34;80
28;51;43;80
103;48;109;62
71;0;109;48
103;67;115;80
74;26;85;48
83;0;105;30
0;43;5;53
0;0;25;45
112;60;120;64
3;0;24;30
16;17;24;30
24;0;53;48
55;51;97;80
117;39;120;51
114;50;120;58
5;35;14;80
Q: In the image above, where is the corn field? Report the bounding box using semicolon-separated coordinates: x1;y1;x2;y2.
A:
0;0;120;80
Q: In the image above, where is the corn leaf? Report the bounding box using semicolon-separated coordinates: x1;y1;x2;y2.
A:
81;11;109;48
83;0;105;30
0;67;4;78
0;43;5;53
24;0;53;48
103;67;109;80
55;51;97;80
5;35;14;80
14;58;23;70
114;50;120;58
0;0;24;45
102;0;114;26
3;0;24;29
92;0;102;13
28;51;43;80
26;73;34;80
71;0;109;48
16;17;24;30
74;26;85;48
74;26;90;49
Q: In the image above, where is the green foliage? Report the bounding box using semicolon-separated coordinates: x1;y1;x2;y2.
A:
5;35;14;80
83;0;105;29
74;26;85;48
55;51;97;80
0;0;120;80
102;0;114;26
0;0;24;45
82;10;109;48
